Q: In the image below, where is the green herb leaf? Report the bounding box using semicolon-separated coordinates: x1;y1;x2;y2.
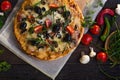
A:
28;27;34;34
0;61;11;72
98;0;103;7
0;49;4;55
34;1;41;6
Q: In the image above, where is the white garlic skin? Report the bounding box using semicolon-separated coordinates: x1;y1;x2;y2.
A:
0;12;4;16
80;55;90;64
89;47;96;57
115;4;120;15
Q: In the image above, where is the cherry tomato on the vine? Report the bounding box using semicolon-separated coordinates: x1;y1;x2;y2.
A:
81;34;93;45
1;1;12;12
97;52;108;63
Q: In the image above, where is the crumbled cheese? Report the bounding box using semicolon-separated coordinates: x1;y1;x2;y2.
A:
54;12;65;23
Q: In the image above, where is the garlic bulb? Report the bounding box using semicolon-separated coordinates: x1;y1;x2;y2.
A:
115;4;120;15
0;12;4;16
80;52;90;64
89;47;96;57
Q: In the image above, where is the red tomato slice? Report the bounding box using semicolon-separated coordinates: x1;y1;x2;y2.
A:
45;19;52;28
49;3;58;8
34;26;43;33
1;1;12;12
66;26;75;35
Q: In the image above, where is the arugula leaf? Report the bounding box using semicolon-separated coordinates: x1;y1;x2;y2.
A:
0;61;11;72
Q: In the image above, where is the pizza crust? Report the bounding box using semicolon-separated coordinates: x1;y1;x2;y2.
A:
14;0;84;60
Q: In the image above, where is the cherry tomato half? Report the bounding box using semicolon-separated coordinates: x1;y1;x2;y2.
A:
45;19;52;28
1;1;12;12
49;3;58;9
90;25;101;35
81;34;93;45
97;52;107;63
34;25;43;33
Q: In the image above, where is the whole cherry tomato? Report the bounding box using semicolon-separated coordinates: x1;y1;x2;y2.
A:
90;25;101;35
1;1;12;12
97;52;107;63
81;34;93;45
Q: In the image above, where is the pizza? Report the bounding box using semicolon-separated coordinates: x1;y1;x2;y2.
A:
14;0;84;60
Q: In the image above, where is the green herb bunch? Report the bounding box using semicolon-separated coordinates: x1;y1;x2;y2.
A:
106;22;120;66
0;49;11;72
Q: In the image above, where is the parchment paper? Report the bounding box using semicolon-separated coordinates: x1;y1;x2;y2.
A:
0;0;107;79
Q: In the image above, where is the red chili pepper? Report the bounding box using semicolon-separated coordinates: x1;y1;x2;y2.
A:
96;9;114;26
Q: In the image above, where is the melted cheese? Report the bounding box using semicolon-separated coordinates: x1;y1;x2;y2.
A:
22;0;79;53
54;12;65;23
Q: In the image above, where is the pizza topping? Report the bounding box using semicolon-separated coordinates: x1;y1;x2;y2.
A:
41;0;46;5
28;27;34;34
45;19;52;28
41;7;46;12
63;11;71;19
72;31;80;42
56;33;62;39
49;3;59;9
57;7;64;14
63;33;72;42
17;13;26;22
28;38;39;46
16;0;83;54
66;26;75;35
34;25;43;33
34;6;42;14
24;5;33;11
50;41;58;48
19;22;27;31
52;23;61;33
27;15;35;23
43;31;50;39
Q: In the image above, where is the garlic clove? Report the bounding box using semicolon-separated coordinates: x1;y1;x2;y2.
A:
117;4;120;8
115;8;120;15
80;55;90;64
0;12;4;16
89;47;96;57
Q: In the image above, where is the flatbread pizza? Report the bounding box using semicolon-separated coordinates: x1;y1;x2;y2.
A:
14;0;84;60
